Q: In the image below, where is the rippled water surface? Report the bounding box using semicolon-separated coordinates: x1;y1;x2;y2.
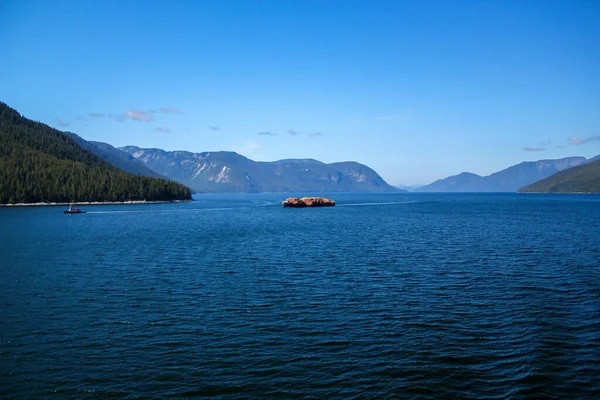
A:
1;193;599;399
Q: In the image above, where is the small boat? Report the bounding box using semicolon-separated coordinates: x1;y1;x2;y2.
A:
64;204;85;214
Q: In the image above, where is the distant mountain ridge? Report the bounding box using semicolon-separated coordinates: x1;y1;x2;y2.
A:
273;158;324;165
394;184;424;192
519;160;600;193
417;157;594;192
64;132;163;178
119;146;400;193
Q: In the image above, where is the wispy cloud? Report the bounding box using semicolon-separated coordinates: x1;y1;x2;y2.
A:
208;126;219;131
127;109;153;122
310;132;323;137
258;131;277;136
287;129;299;136
375;114;408;121
153;126;171;133
523;146;546;152
110;114;128;122
55;118;70;127
89;108;177;122
159;106;182;114
569;136;600;145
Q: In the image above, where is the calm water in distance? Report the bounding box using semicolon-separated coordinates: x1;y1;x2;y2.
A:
1;193;599;399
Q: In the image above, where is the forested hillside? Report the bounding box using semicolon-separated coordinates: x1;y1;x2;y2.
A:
416;157;588;192
64;131;163;178
0;102;192;204
518;160;600;193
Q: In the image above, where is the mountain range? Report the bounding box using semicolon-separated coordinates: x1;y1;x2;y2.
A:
417;157;598;192
2;100;598;199
119;146;400;193
519;159;600;193
64;132;163;178
394;184;425;192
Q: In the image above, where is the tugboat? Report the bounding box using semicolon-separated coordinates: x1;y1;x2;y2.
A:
64;204;86;214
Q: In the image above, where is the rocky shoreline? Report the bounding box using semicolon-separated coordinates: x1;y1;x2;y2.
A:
0;200;191;207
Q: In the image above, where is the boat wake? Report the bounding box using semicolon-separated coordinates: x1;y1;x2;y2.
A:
85;201;416;213
86;208;238;214
338;201;419;207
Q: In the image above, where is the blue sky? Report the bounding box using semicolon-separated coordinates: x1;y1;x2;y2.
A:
1;0;599;185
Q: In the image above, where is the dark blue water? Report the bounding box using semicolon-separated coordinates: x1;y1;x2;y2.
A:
1;193;599;399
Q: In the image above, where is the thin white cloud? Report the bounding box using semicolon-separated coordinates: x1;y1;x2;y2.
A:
258;131;277;136
569;136;600;145
375;114;408;121
159;106;182;114
153;126;171;133
569;137;585;145
89;113;105;118
523;146;546;152
127;109;153;122
287;129;299;136
310;132;323;137
55;118;70;127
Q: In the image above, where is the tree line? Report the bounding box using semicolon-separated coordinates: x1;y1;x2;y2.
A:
0;102;192;204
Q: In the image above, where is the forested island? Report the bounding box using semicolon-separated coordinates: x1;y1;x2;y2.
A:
0;102;192;204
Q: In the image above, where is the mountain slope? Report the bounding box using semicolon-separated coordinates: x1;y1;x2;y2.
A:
64;132;163;178
0;102;191;204
518;160;600;193
416;172;484;192
589;155;600;162
120;146;400;193
417;157;588;192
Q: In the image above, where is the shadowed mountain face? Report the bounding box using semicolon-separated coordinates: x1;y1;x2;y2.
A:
417;157;590;192
417;172;484;193
64;132;162;178
519;159;600;193
119;146;400;193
